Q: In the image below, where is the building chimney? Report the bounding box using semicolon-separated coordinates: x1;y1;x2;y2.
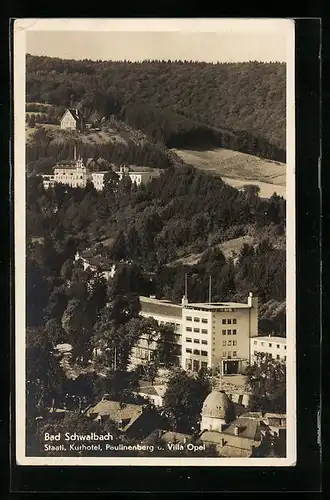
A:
248;292;253;307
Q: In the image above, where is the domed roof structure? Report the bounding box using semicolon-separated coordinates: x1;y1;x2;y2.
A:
202;390;236;423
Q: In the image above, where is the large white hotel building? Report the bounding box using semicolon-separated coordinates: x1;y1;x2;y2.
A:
131;293;259;375
41;160;160;191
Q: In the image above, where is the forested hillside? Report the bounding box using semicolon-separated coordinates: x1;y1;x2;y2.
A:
26;55;286;161
27;166;286;333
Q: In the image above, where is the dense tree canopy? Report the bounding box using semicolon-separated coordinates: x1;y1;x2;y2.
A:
163;369;211;433
26;55;286;161
245;353;286;413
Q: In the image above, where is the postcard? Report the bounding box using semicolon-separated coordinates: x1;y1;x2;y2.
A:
14;18;296;466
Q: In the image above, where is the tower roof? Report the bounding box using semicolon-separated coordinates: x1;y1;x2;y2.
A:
202;390;236;422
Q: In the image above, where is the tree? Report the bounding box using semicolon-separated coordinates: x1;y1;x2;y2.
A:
103;169;120;193
110;231;127;261
26;257;50;327
26;327;67;419
245;353;286;413
156;324;178;366
61;298;93;364
93;300;141;371
163;369;211;433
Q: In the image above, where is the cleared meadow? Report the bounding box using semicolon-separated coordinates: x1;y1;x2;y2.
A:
171;147;286;199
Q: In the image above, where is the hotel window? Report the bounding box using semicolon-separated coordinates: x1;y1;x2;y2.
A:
186;348;192;353
269;343;272;347
223;340;226;346
201;350;208;356
227;351;231;358
223;351;226;357
194;317;200;322
193;328;200;333
186;338;192;343
193;339;200;344
277;344;280;349
186;327;192;332
276;355;280;360
186;316;192;321
227;319;232;324
233;340;237;346
227;330;231;335
261;342;264;346
233;319;237;324
222;330;226;335
193;349;200;355
284;356;287;361
201;340;208;345
201;329;208;334
228;340;232;346
233;330;237;335
233;351;237;357
201;361;208;370
202;318;208;324
284;346;287;350
222;319;226;324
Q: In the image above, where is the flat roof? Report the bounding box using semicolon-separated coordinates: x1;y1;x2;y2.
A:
253;336;286;343
140;296;252;313
140;296;182;319
184;302;250;310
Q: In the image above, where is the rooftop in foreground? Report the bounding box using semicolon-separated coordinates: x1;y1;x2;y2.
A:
255;336;286;343
184;302;251;310
140;295;255;312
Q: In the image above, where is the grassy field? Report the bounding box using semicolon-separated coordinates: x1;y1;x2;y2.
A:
26;123;128;146
168;235;255;267
171;147;286;199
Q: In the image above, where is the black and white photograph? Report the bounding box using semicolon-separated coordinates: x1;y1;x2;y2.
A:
14;18;295;466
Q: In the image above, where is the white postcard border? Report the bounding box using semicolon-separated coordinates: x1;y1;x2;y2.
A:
14;18;296;467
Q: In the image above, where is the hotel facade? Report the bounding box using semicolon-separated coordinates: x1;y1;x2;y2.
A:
131;293;258;375
250;336;287;363
41;159;160;191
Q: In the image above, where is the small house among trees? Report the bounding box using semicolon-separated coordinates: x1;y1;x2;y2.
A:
60;108;85;131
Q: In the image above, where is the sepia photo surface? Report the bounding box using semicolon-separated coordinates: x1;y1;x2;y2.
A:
14;18;296;466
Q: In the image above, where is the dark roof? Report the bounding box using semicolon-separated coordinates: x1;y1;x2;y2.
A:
161;431;192;443
140;298;182;319
88;255;115;270
54;162;78;170
86;400;144;431
80;252;115;270
138;382;167;397
200;416;268;451
142;429;192;446
81;249;95;259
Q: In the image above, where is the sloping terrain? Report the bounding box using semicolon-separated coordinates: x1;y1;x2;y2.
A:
172;147;286;199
